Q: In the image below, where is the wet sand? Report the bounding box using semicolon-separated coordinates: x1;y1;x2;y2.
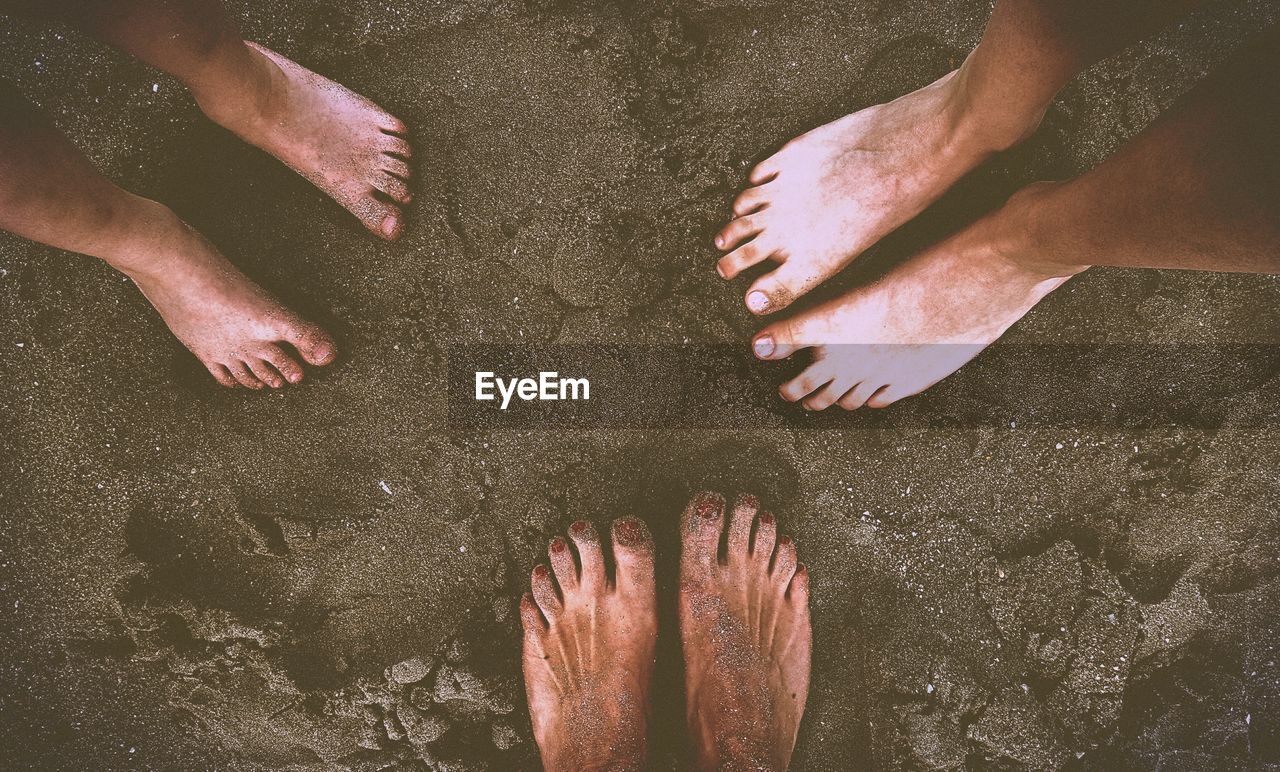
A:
2;0;1280;769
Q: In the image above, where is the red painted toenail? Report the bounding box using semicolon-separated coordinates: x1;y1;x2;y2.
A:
570;520;588;534
697;497;719;519
779;535;792;546
550;538;566;554
760;511;775;525
616;519;641;543
533;565;548;578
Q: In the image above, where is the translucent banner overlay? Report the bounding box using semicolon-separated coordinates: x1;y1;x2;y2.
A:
445;344;1280;430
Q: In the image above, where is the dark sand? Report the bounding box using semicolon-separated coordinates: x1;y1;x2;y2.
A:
3;0;1280;769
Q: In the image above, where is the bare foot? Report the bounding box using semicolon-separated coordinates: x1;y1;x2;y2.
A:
522;519;657;772
680;492;811;771
715;69;1041;315
751;183;1087;410
118;201;336;388
195;43;413;240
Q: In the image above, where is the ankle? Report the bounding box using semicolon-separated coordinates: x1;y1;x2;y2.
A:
942;53;1053;157
986;182;1091;280
95;198;191;281
188;42;284;131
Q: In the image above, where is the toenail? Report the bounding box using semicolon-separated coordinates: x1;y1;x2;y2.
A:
754;335;775;359
715;235;725;249
779;535;792;546
760;511;774;525
550;538;566;554
716;262;727;279
533;565;549;578
747;291;770;314
697;497;719;520
615;519;642;544
382;215;400;238
570;520;588;535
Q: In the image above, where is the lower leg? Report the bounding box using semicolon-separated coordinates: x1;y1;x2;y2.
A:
952;0;1209;148
0;84;184;278
1009;26;1280;275
0;86;335;387
14;0;414;239
11;0;269;110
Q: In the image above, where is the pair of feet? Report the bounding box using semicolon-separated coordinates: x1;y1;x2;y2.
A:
521;493;812;771
112;43;412;388
716;70;1085;410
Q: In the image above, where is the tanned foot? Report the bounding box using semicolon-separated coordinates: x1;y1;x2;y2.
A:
751;183;1087;410
715;69;1041;315
522;518;658;772
680;492;811;771
118;201;336;388
195;43;413;240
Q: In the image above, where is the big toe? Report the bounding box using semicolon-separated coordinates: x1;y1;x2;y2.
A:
611;517;655;599
752;314;819;362
746;259;825;315
680;491;725;573
285;323;337;367
364;198;403;241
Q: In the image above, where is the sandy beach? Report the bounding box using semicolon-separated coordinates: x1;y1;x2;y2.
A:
2;0;1280;768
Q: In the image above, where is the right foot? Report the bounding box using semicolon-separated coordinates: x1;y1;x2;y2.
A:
679;493;812;771
715;69;1040;315
522;519;658;772
117;203;336;389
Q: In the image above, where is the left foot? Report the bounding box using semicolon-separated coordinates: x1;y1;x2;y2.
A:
751;184;1087;410
194;43;413;240
521;519;658;771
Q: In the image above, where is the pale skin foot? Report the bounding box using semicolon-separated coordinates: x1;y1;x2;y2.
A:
193;42;413;240
680;492;812;771
522;518;658;772
715;68;1041;316
751;184;1083;411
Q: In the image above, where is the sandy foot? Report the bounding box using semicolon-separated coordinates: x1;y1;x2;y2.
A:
751;186;1085;410
715;70;1035;315
123;210;336;389
522;518;657;771
198;43;413;240
680;492;811;771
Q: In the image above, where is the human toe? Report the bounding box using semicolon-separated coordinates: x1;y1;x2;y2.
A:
680;491;725;570
714;214;764;252
611;517;655;598
780;363;834;404
567;520;605;594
